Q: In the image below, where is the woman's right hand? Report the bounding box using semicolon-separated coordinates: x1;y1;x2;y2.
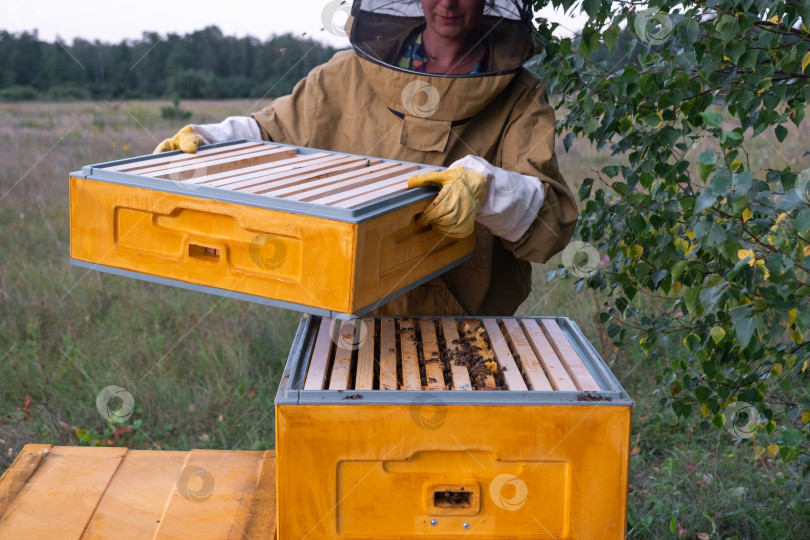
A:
153;125;206;154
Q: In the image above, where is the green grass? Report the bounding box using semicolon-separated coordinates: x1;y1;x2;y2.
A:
1;100;808;538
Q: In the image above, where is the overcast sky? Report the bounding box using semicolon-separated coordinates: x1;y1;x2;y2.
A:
1;0;588;47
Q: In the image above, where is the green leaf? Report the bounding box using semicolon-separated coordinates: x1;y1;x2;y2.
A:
563;132;575;152
795;209;810;235
729;172;751;200
739;49;759;71
725;41;746;65
707;224;727;245
721;130;744;147
700;111;723;129
775;124;788;142
695;386;711;403
651;269;668;287
781;428;803;448
717;16;739;44
601;165;621;178
674;51;697;70
684;333;702;352
683;18;700;44
659;126;680;146
764;254;793;276
685;287;701;313
671;261;688;282
695;190;718;212
731;305;756;347
711;326;726;344
582;0;601;18
579;177;594;200
627;214;646;234
697;150;718;165
710;171;732;196
698;161;716;182
700;286;725;311
613;182;628;195
603;25;619;51
641;112;664;128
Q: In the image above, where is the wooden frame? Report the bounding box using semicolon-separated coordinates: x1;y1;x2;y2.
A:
116;144;434;209
302;317;600;392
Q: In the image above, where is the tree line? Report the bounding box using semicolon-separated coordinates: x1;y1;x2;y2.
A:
0;26;339;101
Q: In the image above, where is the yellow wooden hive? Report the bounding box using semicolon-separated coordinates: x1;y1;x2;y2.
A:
275;314;633;539
69;140;473;316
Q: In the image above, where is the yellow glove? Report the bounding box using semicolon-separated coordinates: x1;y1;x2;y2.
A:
407;166;487;238
153;125;205;154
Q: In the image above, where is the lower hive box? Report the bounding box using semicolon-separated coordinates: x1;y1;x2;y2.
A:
276;314;633;539
69;140;473;316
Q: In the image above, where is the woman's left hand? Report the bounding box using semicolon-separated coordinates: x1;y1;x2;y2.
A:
408;155;546;241
407;166;488;238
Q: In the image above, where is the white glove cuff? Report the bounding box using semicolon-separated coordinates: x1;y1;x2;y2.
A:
451;155;545;242
191;116;262;144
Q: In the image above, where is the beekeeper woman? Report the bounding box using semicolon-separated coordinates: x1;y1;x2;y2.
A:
155;0;577;316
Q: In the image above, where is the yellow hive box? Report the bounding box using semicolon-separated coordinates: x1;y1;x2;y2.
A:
276;315;633;539
69;140;473;316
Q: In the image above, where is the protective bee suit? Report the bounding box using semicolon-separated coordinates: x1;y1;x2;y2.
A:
159;0;578;315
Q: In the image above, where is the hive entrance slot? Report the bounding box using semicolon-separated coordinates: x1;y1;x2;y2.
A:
433;489;472;509
189;244;220;261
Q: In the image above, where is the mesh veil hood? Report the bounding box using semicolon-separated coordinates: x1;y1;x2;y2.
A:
349;0;536;77
346;0;538;151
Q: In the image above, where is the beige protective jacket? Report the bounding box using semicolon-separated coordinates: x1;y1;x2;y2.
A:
251;50;577;316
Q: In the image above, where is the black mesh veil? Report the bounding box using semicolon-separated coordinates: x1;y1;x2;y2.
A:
349;0;536;77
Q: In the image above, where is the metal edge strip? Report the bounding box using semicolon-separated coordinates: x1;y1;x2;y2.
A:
294;390;632;407
75;139;440;224
275;314;319;404
563;318;633;404
550;316;611;390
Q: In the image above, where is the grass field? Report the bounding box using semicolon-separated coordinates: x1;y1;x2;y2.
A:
0;99;807;538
